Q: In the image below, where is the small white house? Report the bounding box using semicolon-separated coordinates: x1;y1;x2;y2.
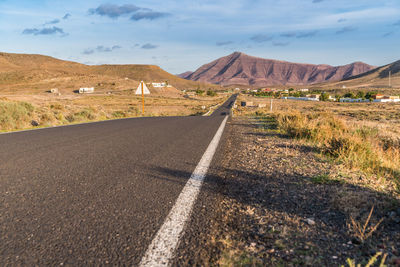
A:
79;87;94;94
373;99;400;103
152;82;167;88
299;88;309;92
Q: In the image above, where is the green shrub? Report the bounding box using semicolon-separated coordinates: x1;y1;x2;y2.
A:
0;101;35;131
206;90;217;96
74;109;96;121
65;114;75;122
195;89;204;95
112;111;126;118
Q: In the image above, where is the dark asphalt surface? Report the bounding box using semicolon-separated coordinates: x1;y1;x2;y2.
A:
0;95;236;266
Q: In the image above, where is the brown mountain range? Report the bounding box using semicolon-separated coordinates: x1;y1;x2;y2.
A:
179;52;375;86
318;59;400;89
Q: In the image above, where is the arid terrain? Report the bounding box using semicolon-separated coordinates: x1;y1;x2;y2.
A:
1;51;400;266
0;52;228;132
0;52;222;93
173;96;400;266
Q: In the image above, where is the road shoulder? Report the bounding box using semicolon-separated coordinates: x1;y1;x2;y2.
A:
174;116;400;266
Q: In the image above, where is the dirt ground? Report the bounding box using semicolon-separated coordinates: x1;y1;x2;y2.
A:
184;115;400;266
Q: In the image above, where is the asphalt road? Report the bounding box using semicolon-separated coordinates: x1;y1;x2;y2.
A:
0;95;236;266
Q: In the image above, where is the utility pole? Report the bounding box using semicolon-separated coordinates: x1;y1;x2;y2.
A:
389;70;392;88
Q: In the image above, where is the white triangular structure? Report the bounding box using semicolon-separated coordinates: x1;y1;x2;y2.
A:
135;81;151;95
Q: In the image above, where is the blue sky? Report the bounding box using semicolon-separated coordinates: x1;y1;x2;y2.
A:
0;0;400;73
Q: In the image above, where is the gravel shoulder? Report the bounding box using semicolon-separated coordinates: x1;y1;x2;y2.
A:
174;116;400;266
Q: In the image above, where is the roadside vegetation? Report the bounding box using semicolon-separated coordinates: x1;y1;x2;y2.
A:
0;100;34;131
0;94;227;132
275;111;400;191
252;89;400;101
205;95;400;266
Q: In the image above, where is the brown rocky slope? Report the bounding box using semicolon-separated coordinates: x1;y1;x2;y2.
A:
0;52;217;92
180;52;375;86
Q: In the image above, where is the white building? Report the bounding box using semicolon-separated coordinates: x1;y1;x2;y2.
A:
152;82;165;88
299;88;309;92
152;82;172;88
79;87;94;94
373;99;400;103
282;97;319;101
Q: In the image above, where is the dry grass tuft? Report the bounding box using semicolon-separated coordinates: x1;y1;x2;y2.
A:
347;206;384;243
275;111;400;190
0;100;34;130
343;252;388;267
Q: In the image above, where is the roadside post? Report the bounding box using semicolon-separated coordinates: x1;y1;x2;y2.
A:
141;81;144;115
270;98;273;112
135;81;151;116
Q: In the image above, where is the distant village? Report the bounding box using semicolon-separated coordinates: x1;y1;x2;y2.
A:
49;81;173;96
243;87;400;103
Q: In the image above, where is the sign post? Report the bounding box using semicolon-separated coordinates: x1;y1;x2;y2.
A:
135;81;151;116
141;81;145;115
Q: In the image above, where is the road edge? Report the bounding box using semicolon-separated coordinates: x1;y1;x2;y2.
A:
139;115;229;266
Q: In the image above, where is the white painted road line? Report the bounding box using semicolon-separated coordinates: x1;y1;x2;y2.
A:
139;115;229;267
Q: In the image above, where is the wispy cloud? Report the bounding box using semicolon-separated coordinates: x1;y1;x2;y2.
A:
83;48;95;55
296;30;318;38
383;31;394;37
22;26;66;36
216;41;233;46
280;32;296;38
88;4;169;21
63;13;71;20
44;19;60;25
336;26;357;34
250;34;273;43
88;4;140;19
83;45;122;55
394;20;400;26
141;43;158;49
273;41;290;47
130;11;170;21
337;18;347;23
312;0;324;3
97;45;121;52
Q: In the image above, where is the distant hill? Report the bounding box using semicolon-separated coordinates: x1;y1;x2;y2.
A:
180;52;375;86
317;60;400;89
0;52;217;94
177;71;193;79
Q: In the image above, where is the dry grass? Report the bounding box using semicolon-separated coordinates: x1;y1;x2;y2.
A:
343;252;388;267
234;95;400;193
0;100;34;130
274;110;400;191
347;206;384;243
0;93;228;132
